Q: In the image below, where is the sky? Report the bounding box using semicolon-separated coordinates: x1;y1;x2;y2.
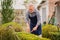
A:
0;0;42;9
37;0;42;3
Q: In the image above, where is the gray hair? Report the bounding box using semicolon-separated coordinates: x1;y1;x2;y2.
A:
28;3;35;8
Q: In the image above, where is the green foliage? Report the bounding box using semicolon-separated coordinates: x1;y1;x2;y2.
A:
42;24;60;40
42;24;58;38
16;32;50;40
1;0;14;24
0;22;51;40
1;22;24;32
0;26;19;40
49;32;60;40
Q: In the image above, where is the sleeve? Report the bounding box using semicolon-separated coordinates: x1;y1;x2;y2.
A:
25;12;30;24
36;11;41;26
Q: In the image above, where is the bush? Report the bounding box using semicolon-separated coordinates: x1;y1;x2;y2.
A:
0;22;51;40
1;22;24;32
0;27;19;40
16;32;50;40
42;24;58;38
49;32;60;40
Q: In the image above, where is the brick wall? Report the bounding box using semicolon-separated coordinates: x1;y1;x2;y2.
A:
48;0;58;18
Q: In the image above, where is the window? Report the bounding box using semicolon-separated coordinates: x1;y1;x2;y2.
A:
42;7;46;23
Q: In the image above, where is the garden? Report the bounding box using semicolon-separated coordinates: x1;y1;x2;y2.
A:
0;22;60;40
0;0;60;40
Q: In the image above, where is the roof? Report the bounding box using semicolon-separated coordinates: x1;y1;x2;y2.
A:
40;0;46;4
55;0;60;6
55;0;60;4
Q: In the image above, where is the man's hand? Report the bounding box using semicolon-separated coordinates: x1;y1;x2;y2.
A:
31;26;38;32
26;23;30;32
26;26;30;32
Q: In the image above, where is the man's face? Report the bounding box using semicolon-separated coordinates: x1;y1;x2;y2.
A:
29;5;34;13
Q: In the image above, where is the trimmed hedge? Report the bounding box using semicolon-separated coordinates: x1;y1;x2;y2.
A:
42;24;60;40
0;27;19;40
42;24;58;38
49;32;60;40
0;22;23;40
16;32;50;40
1;22;24;32
0;22;52;40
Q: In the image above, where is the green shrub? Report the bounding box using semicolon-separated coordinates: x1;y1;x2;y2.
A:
0;22;51;40
49;32;60;40
16;32;50;40
0;27;19;40
42;24;58;38
1;22;24;32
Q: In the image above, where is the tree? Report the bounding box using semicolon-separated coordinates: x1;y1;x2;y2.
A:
1;0;14;24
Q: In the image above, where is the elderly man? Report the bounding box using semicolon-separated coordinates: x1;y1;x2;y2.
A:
25;4;42;36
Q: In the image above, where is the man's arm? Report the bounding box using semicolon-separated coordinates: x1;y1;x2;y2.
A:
25;12;30;32
25;12;29;24
36;11;41;27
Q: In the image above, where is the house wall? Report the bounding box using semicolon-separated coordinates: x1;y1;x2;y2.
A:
39;0;59;24
56;5;60;25
39;0;49;24
48;0;60;25
13;9;26;24
48;0;58;18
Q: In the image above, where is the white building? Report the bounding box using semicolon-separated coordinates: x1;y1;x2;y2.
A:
38;0;60;25
38;0;49;24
